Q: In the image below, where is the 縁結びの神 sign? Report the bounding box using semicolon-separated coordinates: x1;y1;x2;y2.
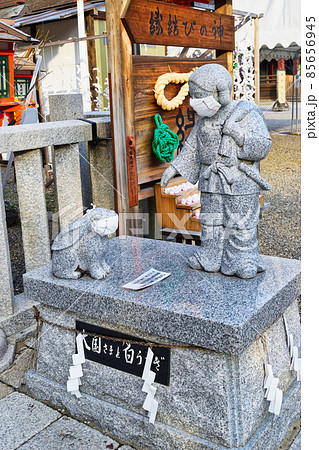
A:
76;321;170;386
122;0;234;50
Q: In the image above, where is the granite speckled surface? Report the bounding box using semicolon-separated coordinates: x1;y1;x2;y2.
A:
24;236;301;355
24;237;300;449
0;293;39;338
0;168;14;315
15;149;51;272
27;298;300;448
25;368;300;450
19;416;120;450
0;391;61;449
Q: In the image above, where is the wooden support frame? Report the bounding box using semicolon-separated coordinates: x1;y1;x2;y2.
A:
105;0;135;234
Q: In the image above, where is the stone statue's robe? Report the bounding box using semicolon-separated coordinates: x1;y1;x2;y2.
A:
171;100;272;275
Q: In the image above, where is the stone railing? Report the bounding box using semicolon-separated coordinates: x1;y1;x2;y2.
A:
0;117;114;317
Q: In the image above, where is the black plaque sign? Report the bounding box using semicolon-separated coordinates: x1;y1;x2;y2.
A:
76;321;170;386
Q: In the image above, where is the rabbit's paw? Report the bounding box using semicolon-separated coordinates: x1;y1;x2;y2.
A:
89;265;109;280
57;270;82;280
101;260;111;274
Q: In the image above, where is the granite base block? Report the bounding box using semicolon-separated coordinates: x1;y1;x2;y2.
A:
0;341;15;374
25;369;300;450
25;299;300;449
23;237;301;449
0;293;39;338
23;237;301;355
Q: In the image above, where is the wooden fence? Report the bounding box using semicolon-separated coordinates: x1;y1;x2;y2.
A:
260;74;301;102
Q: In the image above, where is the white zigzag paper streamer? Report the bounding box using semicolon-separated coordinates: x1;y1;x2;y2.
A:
67;334;86;398
283;315;301;381
263;363;283;416
142;348;158;424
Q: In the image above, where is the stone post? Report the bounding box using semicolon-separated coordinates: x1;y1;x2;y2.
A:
87;120;115;211
49;94;90;218
15;149;51;273
53;143;84;231
0;169;14;316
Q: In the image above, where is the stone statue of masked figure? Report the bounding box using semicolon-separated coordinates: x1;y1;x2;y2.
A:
161;64;272;279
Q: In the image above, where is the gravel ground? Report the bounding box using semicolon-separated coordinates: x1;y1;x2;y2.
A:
258;101;301;260
259;132;301;260
2;101;301;295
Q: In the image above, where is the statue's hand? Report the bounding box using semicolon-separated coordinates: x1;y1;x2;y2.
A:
160;165;178;187
223;120;245;146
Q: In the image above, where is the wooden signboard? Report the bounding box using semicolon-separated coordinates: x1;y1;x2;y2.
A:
123;0;234;50
132;56;227;186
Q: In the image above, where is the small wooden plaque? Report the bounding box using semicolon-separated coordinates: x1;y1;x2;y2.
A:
126;136;139;207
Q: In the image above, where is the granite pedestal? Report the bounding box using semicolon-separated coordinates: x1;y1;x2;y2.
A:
23;237;301;450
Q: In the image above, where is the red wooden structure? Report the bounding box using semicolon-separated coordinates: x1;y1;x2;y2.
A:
0;18;38;126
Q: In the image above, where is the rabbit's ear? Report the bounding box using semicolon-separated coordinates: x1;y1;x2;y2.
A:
52;218;87;251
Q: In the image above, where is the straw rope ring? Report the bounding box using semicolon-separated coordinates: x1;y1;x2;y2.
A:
154;68;197;111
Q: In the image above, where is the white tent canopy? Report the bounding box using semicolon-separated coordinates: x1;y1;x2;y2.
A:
233;0;300;50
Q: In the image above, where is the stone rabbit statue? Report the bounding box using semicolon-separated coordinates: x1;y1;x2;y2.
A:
51;207;118;280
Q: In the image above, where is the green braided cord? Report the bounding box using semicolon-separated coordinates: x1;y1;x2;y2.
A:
152;114;179;163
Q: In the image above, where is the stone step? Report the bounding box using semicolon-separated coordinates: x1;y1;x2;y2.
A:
0;391;125;450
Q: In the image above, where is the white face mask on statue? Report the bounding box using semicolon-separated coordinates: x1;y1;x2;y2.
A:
93;214;119;236
189;95;221;117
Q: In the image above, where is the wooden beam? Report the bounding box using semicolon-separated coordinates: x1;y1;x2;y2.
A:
17;33;107;51
215;0;232;15
120;0;132;17
93;11;106;20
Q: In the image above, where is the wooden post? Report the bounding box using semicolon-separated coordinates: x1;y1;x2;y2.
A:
105;0;136;235
85;12;98;111
35;71;50;171
254;17;260;105
215;0;234;92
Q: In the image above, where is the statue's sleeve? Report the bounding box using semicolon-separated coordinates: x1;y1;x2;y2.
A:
237;109;272;162
171;123;200;184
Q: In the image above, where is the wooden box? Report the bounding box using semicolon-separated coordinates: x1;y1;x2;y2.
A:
155;177;202;232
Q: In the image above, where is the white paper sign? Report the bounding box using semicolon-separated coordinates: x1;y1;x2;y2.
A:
121;268;171;290
269;388;283;415
67;333;86;398
141;347;159;424
266;377;279;401
264;364;273;389
149;399;159;424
